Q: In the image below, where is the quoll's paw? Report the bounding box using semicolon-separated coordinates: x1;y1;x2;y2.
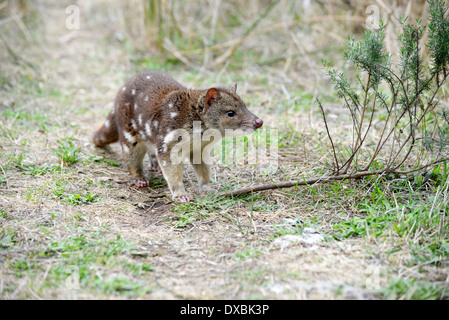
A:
133;178;149;188
149;165;162;174
173;195;193;203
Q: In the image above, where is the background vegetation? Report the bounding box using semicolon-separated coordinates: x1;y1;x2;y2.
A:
1;0;448;299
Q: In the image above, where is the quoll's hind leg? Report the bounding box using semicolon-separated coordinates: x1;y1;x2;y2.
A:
115;96;149;188
121;139;149;188
147;143;162;173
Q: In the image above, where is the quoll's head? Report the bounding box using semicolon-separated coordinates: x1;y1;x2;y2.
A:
203;84;263;135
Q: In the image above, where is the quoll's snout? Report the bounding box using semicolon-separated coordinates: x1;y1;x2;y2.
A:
254;118;264;129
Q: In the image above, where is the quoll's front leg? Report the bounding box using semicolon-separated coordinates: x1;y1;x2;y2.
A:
191;162;211;196
158;154;192;202
191;142;215;196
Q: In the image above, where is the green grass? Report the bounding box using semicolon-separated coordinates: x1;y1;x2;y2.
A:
217;128;274;165
269;216;321;240
171;196;221;228
52;180;102;205
21;163;62;176
234;246;263;259
8;233;153;297
1;108;59;132
329;173;449;264
1;152;63;176
380;278;449;300
171;194;277;232
52;137;81;165
0;228;18;250
1;109;49;123
25;186;40;202
58;192;102;205
132;55;181;72
275;169;449;274
97;157;122;167
147;176;167;188
50;137;122;169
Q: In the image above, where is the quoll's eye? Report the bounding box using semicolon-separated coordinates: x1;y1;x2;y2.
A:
226;110;236;117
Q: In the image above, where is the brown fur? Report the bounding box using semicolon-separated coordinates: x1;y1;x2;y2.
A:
93;70;263;202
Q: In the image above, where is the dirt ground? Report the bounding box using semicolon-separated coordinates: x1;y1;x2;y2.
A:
1;1;448;300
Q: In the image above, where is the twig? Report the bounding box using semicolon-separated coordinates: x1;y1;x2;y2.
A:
340;72;375;173
317;98;340;174
0;164;9;189
0;33;37;71
162;38;214;76
213;0;280;67
363;93;396;171
353;74;371;154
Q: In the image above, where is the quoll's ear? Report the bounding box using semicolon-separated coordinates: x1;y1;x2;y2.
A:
205;88;221;112
230;83;237;94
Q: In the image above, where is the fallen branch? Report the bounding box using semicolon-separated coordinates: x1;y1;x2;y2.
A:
219;158;449;198
220;171;385;198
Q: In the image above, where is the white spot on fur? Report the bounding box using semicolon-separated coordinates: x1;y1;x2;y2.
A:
170;112;178;118
125;102;130;106
131;89;136;95
123;131;134;143
122;87;126;91
168;103;173;108
139;131;146;139
138;114;143;126
144;96;149;101
153;120;158;128
134;103;138;111
162;144;168;153
111;105;115;115
145;122;152;137
146;75;151;80
163;130;178;144
161;160;167;167
131;120;137;130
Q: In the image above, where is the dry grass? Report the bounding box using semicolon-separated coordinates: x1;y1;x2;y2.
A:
0;0;448;300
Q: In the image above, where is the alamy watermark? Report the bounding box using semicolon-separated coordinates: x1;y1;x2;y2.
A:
65;5;80;30
365;5;380;30
65;265;80;290
165;122;278;171
365;266;381;291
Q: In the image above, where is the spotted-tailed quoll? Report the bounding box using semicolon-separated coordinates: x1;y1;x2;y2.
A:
93;71;263;202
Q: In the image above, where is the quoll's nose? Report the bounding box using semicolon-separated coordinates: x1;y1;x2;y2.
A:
254;118;264;129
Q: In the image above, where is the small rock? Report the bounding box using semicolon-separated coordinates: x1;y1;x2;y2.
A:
273;232;324;247
282;218;298;226
303;227;320;234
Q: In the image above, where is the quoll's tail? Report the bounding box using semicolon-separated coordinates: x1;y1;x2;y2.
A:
92;111;119;147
